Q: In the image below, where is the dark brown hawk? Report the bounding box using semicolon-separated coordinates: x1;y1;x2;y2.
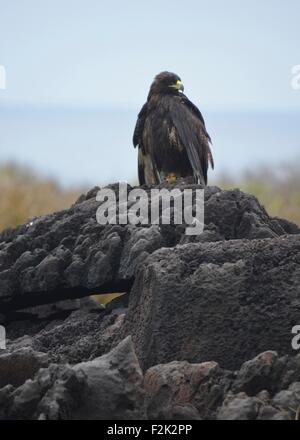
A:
133;71;214;186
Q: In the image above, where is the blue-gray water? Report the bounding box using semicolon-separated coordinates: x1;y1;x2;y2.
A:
0;104;299;187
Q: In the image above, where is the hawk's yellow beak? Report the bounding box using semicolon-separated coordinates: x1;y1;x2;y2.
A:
169;80;184;92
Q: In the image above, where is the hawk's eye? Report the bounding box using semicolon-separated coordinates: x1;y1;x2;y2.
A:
168;79;184;91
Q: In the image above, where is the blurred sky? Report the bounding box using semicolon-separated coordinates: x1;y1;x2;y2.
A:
0;0;299;185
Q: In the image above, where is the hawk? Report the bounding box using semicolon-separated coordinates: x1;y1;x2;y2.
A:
133;71;214;186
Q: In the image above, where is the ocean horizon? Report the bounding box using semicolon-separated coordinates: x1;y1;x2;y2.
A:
0;103;299;187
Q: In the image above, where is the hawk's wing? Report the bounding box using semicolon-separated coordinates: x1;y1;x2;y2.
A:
133;103;161;185
133;103;147;151
169;95;214;185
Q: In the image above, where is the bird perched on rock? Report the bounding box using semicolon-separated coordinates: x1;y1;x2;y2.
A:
133;71;214;186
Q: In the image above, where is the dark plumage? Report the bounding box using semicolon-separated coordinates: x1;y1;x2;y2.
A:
133;71;214;186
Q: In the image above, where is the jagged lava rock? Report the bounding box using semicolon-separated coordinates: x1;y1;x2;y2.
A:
123;234;300;370
0;337;145;420
0;182;300;420
0;184;297;312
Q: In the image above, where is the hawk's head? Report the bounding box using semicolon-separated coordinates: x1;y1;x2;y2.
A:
148;71;184;97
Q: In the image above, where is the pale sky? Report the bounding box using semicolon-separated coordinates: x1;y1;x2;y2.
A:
0;1;299;186
0;0;300;111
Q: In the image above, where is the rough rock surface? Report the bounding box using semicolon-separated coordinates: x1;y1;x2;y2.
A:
1;340;300;420
0;183;296;312
0;182;300;420
123;234;300;370
4;298;125;365
0;337;145;420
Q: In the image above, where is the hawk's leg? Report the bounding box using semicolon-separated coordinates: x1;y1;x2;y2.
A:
164;173;177;183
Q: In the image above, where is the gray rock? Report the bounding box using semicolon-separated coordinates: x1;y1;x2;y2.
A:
72;336;145;420
270;382;300;420
217;392;262;420
1;184;297;312
0;347;49;388
5;305;124;365
232;351;280;395
122;235;300;370
144;360;228;420
0;183;300;420
0;337;145;420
